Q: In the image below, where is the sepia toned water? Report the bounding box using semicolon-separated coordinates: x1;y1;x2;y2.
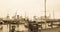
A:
0;24;59;32
0;24;29;32
0;22;60;32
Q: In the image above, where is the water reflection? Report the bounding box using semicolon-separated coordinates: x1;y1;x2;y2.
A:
0;24;59;32
0;24;28;32
0;21;60;32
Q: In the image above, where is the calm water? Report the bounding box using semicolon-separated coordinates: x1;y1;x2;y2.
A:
0;24;28;32
0;23;59;32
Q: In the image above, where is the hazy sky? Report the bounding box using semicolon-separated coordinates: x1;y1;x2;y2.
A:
0;0;60;19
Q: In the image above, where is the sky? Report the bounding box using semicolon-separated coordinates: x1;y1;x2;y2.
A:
0;0;60;19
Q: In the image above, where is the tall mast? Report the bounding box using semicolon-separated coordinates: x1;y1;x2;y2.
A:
14;10;17;19
25;11;26;18
53;9;55;19
44;0;47;29
15;11;17;16
6;10;10;20
49;11;51;19
45;0;46;19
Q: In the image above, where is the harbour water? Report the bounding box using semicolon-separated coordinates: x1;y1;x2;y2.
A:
0;19;60;32
0;24;28;32
0;23;59;32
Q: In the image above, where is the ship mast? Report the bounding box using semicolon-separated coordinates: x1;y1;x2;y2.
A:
25;11;27;20
14;10;17;19
25;11;26;18
44;0;47;29
53;9;55;19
